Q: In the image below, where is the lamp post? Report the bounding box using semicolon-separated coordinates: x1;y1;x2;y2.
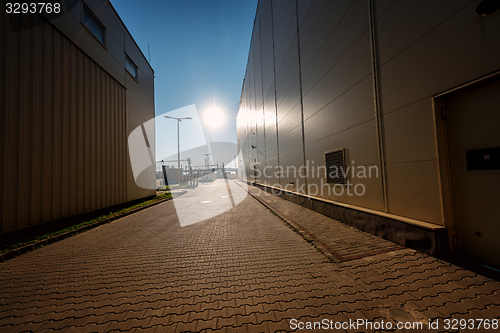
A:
203;153;211;172
165;115;192;185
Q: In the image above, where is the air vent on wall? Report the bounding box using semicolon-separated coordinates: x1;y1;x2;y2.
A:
325;149;346;184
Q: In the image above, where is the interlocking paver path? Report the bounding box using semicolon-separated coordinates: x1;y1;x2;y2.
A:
242;184;404;262
1;180;499;332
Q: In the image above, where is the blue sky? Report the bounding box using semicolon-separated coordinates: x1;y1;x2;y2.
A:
111;0;257;161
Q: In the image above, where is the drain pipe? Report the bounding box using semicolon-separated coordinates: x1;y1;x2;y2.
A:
368;0;388;212
296;0;309;195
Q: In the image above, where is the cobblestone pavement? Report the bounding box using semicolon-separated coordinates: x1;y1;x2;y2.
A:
0;180;499;332
242;185;403;262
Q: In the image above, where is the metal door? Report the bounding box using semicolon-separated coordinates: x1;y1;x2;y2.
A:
445;76;500;268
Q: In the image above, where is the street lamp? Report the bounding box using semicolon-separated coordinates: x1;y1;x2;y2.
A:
165;115;192;185
203;153;211;172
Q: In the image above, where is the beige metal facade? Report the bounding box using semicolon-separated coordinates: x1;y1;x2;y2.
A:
0;0;155;233
238;0;500;262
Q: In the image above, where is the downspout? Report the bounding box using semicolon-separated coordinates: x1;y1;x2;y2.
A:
295;0;308;194
270;0;281;187
368;0;388;212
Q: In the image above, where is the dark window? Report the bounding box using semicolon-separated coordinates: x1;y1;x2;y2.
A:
325;149;346;184
466;146;500;171
83;5;104;44
126;56;138;79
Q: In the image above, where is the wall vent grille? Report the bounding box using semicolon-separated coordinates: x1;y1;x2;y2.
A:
325;149;346;184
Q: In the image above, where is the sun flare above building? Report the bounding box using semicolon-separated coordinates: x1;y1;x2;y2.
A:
203;106;226;130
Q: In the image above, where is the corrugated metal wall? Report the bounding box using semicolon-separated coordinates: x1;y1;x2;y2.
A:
1;13;127;233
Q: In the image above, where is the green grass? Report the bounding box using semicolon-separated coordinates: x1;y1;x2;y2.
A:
157;184;191;191
1;192;175;254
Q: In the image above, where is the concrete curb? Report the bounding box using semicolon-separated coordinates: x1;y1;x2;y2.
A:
0;191;187;262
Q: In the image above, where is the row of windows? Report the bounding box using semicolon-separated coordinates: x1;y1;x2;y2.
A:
82;3;138;80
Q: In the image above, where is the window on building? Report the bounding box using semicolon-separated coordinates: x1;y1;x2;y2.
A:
126;55;138;79
83;4;105;44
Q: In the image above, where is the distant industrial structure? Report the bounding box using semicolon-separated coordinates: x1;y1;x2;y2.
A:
156;142;239;187
237;0;500;267
1;0;155;233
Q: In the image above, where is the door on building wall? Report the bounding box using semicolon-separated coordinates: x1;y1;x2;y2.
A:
444;75;500;268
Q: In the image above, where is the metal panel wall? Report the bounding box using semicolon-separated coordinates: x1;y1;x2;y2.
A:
1;12;127;232
375;0;500;224
261;0;280;187
272;0;306;193
299;0;383;211
46;0;156;202
239;0;500;226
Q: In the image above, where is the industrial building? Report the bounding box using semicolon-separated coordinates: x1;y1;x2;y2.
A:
237;0;500;267
1;0;155;233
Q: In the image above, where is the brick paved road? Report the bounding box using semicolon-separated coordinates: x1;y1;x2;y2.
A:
243;185;403;262
171;179;246;227
0;180;499;332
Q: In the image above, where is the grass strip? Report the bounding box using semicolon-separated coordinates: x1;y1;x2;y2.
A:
1;192;177;257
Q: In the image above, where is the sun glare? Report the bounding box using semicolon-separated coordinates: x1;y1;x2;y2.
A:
203;107;225;130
